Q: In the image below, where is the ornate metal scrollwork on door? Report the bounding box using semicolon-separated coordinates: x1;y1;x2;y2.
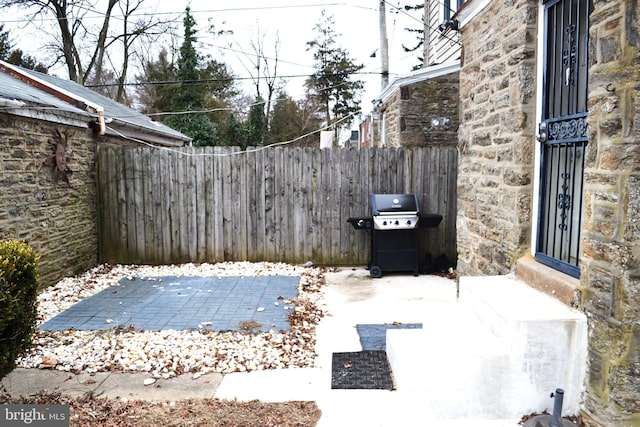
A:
548;117;587;141
562;24;577;86
557;173;572;231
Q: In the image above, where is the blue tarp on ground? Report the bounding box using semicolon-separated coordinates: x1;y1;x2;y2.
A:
40;275;300;332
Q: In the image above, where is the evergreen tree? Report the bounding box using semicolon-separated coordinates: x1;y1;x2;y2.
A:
224;114;249;149
136;48;178;118
0;24;48;72
164;7;218;146
269;94;299;144
0;24;11;58
306;10;364;128
199;58;237;144
173;7;201;109
136;17;236;146
269;91;322;147
402;3;425;69
247;96;267;146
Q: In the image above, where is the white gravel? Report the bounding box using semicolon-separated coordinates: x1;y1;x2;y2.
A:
17;262;326;379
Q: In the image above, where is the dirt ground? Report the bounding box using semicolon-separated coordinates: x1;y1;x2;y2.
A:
1;389;321;427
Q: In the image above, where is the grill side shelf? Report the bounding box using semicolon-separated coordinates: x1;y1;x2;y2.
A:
347;217;374;230
418;214;443;228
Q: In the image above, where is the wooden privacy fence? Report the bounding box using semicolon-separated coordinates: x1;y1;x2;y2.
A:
96;146;457;266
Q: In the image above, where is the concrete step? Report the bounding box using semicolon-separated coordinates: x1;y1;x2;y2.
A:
386;307;512;419
386;274;587;420
458;275;587;415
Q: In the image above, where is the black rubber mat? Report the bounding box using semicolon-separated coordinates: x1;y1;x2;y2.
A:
331;350;394;390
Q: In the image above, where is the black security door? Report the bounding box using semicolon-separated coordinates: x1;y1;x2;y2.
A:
537;0;591;278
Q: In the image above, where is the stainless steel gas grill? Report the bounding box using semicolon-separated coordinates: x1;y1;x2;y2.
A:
370;193;420;230
347;193;443;278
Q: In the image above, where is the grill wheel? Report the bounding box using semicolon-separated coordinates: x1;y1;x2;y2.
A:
370;265;382;278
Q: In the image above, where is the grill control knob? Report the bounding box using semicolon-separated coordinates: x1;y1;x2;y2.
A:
394;220;399;225
406;220;412;226
383;221;387;226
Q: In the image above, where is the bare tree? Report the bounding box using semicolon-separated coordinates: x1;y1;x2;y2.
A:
237;26;284;138
105;0;176;102
0;0;115;83
0;0;175;92
261;31;281;137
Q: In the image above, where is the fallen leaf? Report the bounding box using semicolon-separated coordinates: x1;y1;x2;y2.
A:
39;357;58;369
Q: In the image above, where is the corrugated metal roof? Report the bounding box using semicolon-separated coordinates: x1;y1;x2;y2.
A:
0;61;191;147
0;71;82;113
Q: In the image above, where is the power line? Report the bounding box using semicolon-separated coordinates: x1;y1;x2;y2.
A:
83;70;386;89
104;110;358;155
199;41;315;72
2;2;425;115
382;0;460;46
0;3;355;24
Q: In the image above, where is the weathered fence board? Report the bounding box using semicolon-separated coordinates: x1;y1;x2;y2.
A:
97;146;457;266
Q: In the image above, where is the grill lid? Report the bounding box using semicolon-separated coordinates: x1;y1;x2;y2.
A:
370;193;419;216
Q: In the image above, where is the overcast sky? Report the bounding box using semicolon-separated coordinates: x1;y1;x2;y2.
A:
3;1;422;116
165;1;422;112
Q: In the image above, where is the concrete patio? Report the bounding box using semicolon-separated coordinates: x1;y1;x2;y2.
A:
216;267;587;426
2;267;588;426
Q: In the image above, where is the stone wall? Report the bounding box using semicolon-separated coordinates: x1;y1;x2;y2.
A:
580;0;640;425
459;0;640;423
378;72;460;148
0;113;99;288
456;0;538;275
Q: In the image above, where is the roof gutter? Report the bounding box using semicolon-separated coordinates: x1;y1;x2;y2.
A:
0;60;106;135
373;61;461;106
455;0;492;29
106;117;192;147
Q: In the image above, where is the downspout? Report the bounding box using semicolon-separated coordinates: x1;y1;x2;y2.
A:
0;60;106;135
79;101;106;135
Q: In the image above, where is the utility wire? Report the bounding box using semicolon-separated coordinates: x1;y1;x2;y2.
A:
383;0;460;46
0;3;355;24
83;70;385;89
200;41;315;71
104;111;358;156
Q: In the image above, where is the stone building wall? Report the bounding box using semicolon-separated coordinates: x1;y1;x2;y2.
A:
378;72;460;148
0;113;99;288
458;0;640;424
379;93;401;147
456;0;538;275
580;0;640;425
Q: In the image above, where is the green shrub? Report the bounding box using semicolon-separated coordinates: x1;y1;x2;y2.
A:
0;240;40;379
